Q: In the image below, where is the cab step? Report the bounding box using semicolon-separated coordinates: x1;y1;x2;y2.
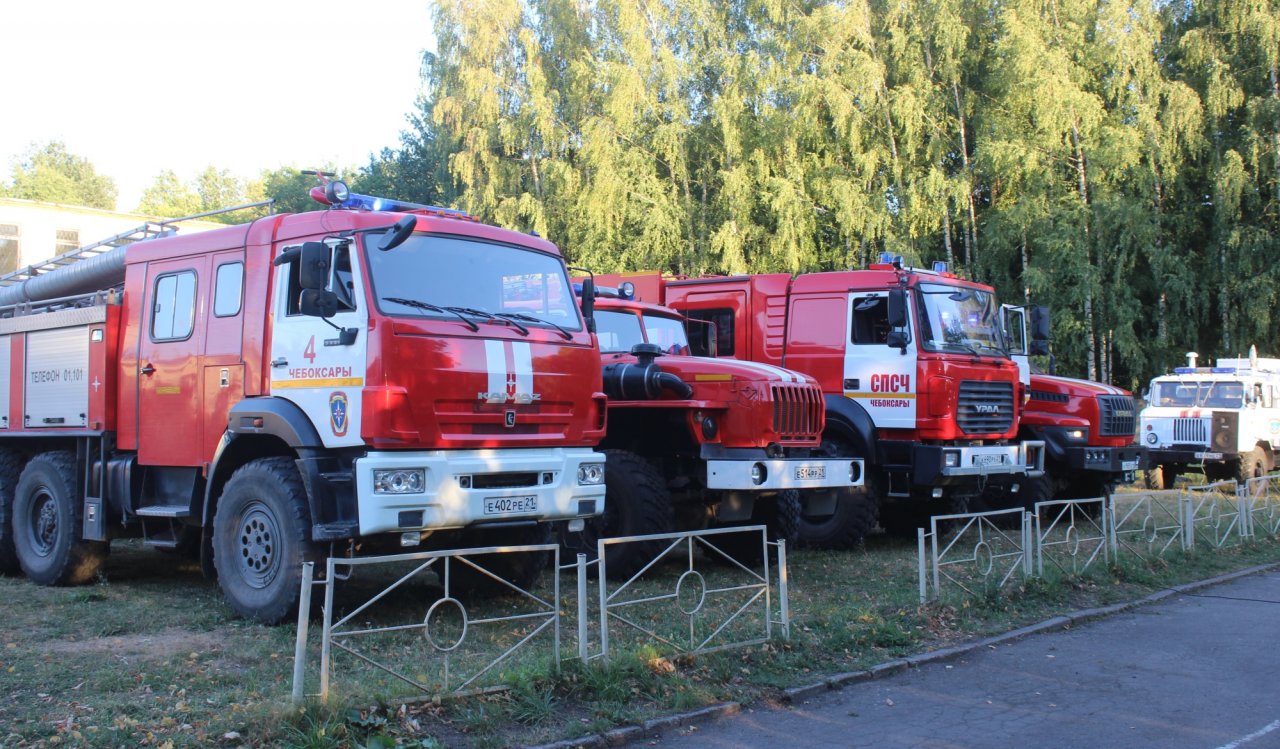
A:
135;504;191;519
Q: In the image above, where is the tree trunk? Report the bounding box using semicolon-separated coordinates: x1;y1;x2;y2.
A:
953;83;977;268
1070;120;1097;382
942;204;955;266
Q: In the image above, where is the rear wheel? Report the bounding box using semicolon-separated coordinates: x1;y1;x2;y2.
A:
212;457;319;624
1144;464;1177;490
556;450;673;580
0;448;27;575
13;451;107;586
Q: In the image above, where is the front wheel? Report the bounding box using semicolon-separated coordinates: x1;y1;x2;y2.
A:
1234;448;1267;485
13;451;107;585
713;490;801;564
212;457;319;624
796;438;877;549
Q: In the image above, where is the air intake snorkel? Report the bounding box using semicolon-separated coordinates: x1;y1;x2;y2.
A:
602;343;694;400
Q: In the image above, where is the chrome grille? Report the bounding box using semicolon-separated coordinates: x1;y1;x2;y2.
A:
957;380;1015;434
771;384;823;442
1173;417;1208;444
1097;395;1137;437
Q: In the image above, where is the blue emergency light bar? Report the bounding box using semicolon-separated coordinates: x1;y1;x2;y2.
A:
1173;366;1238;374
311;180;477;221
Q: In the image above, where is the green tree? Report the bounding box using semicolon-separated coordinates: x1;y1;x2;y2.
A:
3;141;118;210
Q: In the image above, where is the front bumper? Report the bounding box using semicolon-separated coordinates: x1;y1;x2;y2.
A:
354;447;606;535
1147;446;1238;465
1064;444;1146;476
913;441;1046;485
705;456;865;491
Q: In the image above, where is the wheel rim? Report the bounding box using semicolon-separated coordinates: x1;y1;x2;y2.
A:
235;500;282;589
27;486;58;558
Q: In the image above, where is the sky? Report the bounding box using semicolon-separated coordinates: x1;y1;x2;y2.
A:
2;0;435;212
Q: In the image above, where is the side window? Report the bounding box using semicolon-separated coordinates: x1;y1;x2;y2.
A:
213;262;244;317
684;308;735;356
284;243;356;316
151;271;197;341
850;295;889;345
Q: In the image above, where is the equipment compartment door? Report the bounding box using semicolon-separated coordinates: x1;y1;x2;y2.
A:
137;255;210;466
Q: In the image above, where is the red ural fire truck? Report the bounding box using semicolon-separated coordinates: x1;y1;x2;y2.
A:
598;258;1046;542
0;186;607;623
563;287;863;577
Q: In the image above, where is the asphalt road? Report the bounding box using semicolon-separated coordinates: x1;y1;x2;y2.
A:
656;570;1280;749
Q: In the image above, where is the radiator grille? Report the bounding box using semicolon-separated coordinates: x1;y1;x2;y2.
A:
1173;417;1208;444
1097;395;1138;437
771;384;824;442
957;380;1015;434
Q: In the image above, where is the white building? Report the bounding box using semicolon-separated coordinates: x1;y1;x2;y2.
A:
0;198;226;275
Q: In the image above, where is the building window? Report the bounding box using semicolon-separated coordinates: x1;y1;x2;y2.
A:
0;224;18;275
55;229;79;255
151;271;197;341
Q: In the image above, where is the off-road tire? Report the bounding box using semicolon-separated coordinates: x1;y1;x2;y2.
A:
878;498;932;537
212;457;319;624
13;451;107;586
447;523;554;598
796;439;877;549
0;448;27;574
1233;448;1267;486
1144;464;1177;490
713;489;802;565
557;449;673;581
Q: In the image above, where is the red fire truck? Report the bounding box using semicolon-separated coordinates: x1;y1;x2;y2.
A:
0;185;607;623
564;287;863;576
595;259;1046;542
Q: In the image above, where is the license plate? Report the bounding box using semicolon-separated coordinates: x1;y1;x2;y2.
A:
1121;460;1139;471
484;495;538;515
974;454;1006;467
1194;451;1223;460
795;465;826;481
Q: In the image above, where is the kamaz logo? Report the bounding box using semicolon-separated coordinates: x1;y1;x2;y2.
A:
975;404;1000;414
478;391;542;404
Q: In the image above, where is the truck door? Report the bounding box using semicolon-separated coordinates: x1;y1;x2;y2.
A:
137;256;210;466
268;239;368;446
843;291;917;430
677;290;747;360
1002;304;1030;389
202;252;246;462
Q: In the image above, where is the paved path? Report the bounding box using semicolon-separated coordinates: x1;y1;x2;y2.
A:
656;571;1280;749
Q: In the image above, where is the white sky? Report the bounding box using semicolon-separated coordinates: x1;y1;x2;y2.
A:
2;0;434;211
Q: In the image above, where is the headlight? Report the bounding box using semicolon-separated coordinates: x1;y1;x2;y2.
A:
850;461;862;483
373;468;425;494
943;450;961;468
577;463;605;485
1066;429;1086;441
1146;432;1158;445
751;462;767;485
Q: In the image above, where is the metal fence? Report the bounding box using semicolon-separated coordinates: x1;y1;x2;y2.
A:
292;528;791;703
919;478;1277;602
597;525;789;661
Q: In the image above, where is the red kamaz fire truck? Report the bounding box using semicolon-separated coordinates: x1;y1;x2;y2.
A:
595;258;1046;542
0;185;607;623
564;287;863;576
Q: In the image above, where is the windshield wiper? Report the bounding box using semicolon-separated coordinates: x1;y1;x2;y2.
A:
447;306;529;336
496;311;573;340
382;297;479;332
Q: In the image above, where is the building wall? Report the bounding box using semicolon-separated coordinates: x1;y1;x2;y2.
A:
0;198;226;274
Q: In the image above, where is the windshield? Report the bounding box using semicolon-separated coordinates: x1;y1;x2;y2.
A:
595;310;692;354
1153;380;1244;409
364;233;581;332
917;282;1005;355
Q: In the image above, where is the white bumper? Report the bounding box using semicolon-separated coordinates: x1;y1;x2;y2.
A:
939;441;1046;477
706;457;865;491
355;447;606;535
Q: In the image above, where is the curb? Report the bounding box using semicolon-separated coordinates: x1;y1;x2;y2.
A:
529;562;1279;748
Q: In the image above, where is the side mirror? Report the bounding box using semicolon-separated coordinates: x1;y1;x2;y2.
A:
1029;340;1050;356
1030;305;1052;341
299;289;339;318
887;330;908;350
887;289;908;328
580;276;596;333
299;242;331;290
378;215;417;251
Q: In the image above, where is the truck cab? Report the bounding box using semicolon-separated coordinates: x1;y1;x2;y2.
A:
1139;351;1280;487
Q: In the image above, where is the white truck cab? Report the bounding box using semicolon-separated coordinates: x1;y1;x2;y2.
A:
1139;349;1280;487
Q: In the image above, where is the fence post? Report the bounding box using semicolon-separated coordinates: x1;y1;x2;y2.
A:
576;553;589;662
319;558;336;703
291;561;314;704
917;527;927;603
1182;492;1194;551
777;539;790;641
930;519;941;596
1024;511;1034;578
598;539;610;663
